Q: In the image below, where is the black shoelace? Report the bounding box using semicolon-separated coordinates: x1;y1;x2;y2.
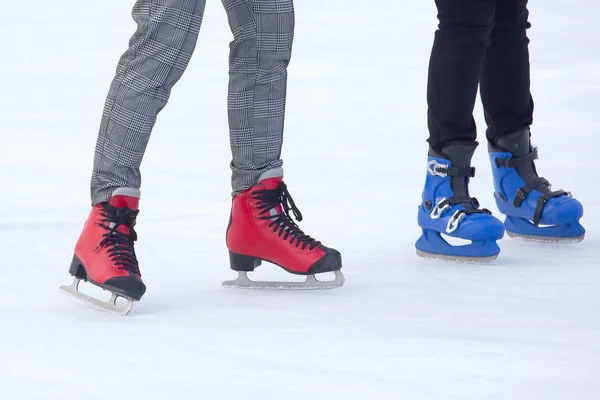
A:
94;203;140;275
251;182;321;251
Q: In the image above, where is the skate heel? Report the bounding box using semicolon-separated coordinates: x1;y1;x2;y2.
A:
69;255;88;280
229;251;262;272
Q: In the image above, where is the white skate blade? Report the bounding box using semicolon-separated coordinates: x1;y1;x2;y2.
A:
59;277;133;316
506;231;585;244
222;270;345;290
416;249;498;264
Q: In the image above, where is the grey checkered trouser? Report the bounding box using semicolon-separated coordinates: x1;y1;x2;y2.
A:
90;0;294;204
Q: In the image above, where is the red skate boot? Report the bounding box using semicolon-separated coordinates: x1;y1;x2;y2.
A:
223;170;345;289
59;188;146;315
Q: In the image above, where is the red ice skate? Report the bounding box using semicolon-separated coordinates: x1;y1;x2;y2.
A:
223;171;345;289
59;188;146;315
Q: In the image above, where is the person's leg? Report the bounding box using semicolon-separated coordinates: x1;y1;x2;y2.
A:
417;0;505;262
222;0;293;194
91;0;207;204
222;0;343;289
426;0;495;152
62;0;208;314
485;0;584;242
480;0;533;140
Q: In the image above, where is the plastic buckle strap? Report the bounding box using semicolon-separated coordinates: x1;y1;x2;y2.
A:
446;210;466;233
512;148;539;168
430;198;450;220
532;189;569;226
495;157;514;168
514;188;527;207
445;166;476;177
496;148;539;169
513;177;549;208
533;196;547;226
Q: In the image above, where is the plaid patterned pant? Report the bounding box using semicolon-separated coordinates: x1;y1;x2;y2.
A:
90;0;294;204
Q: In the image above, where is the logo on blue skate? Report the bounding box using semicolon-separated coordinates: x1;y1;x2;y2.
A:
427;160;448;177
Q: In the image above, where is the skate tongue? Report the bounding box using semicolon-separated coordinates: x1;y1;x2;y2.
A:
109;188;140;211
258;176;284;216
433;141;477;205
260;176;283;191
493;128;531;157
493;128;545;191
108;189;140;235
257;167;284;190
437;141;478;168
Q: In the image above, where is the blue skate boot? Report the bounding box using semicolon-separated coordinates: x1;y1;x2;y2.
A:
488;128;585;243
416;141;505;262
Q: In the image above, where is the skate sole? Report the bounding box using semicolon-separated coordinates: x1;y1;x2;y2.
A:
416;249;498;264
59;277;133;316
506;231;585;244
222;270;345;290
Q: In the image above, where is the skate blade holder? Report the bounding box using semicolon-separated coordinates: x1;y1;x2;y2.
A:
222;270;345;290
59;277;134;316
504;216;585;244
506;231;585;243
416;249;499;264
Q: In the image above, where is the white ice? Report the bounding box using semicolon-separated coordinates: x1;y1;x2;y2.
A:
1;1;599;399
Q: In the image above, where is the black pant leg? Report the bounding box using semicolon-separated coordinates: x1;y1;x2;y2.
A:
480;0;534;142
427;0;496;152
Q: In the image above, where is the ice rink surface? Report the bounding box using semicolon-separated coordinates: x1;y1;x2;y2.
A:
1;1;598;399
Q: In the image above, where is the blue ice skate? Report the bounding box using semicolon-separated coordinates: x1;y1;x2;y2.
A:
488;129;585;243
416;142;505;262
